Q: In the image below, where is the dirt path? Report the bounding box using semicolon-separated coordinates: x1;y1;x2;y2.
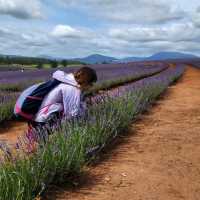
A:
0;121;27;145
44;66;200;200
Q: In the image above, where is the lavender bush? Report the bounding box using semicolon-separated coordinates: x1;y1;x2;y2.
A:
0;63;167;123
0;64;185;200
0;92;19;122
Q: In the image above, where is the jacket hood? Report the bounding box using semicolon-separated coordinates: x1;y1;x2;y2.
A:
52;70;79;87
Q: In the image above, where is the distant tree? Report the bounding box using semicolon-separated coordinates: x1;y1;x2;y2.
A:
51;60;58;68
0;55;61;67
61;59;68;67
36;62;43;69
7;56;12;64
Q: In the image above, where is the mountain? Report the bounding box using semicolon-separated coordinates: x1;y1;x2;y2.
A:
119;56;146;62
0;51;198;65
72;54;118;64
117;52;198;63
146;51;198;61
72;52;198;64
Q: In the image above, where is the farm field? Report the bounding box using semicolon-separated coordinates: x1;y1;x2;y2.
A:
2;0;200;199
0;61;198;200
0;62;167;84
0;62;173;145
43;66;200;200
0;62;167;124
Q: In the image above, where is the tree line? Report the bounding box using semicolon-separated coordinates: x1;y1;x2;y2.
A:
0;55;85;69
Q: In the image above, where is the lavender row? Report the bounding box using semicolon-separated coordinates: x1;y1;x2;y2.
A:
91;64;186;103
0;63;168;107
0;61;168;124
0;63;185;200
0;92;19;122
0;62;168;84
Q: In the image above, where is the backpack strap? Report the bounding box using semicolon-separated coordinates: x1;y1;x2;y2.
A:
27;96;43;100
15;103;34;120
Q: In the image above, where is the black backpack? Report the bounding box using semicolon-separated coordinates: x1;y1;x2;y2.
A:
14;79;61;120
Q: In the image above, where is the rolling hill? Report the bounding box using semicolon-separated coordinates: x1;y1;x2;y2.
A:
72;52;198;64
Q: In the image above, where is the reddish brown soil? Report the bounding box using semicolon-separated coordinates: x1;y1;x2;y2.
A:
43;66;200;200
0;121;27;145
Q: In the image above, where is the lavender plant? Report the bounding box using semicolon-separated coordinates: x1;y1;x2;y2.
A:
0;63;167;124
0;64;185;200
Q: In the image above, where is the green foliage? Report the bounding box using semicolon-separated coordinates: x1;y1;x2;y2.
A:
0;100;15;122
0;80;42;93
0;55;85;68
50;60;58;68
0;55;51;66
61;60;68;67
36;63;43;69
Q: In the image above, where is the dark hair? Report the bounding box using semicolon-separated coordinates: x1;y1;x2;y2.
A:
74;67;97;84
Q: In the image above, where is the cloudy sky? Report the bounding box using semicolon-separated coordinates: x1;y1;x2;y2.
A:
0;0;200;58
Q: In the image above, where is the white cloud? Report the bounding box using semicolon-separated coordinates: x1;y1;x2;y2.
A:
51;24;89;39
108;23;200;44
0;0;43;19
191;6;200;27
52;25;80;38
0;27;13;37
60;0;185;24
1;0;200;58
1;20;200;58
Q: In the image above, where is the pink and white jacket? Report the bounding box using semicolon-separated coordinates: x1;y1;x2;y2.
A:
34;70;86;123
